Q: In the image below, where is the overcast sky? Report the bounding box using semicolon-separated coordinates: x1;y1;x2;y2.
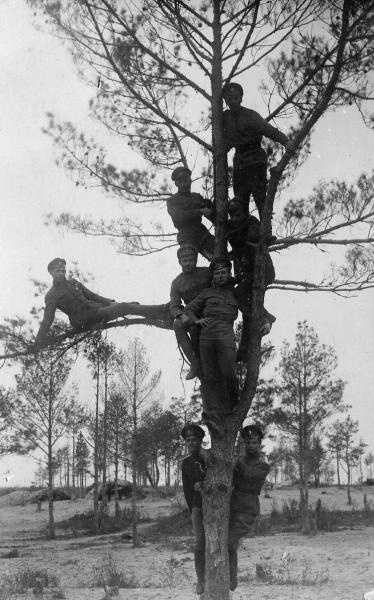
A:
1;1;374;485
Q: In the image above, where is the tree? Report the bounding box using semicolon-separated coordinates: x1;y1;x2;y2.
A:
75;431;90;493
12;351;73;538
365;451;374;479
309;435;326;487
330;416;366;503
11;1;374;597
327;421;343;487
117;337;160;546
272;321;346;532
105;388;130;516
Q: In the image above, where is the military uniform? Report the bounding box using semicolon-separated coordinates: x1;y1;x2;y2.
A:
228;456;270;587
185;282;239;411
170;264;211;380
223;106;288;216
36;277;171;345
167;191;215;258
181;424;207;594
227;213;276;359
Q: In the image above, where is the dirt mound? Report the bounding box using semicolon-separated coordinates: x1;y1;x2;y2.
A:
0;489;32;506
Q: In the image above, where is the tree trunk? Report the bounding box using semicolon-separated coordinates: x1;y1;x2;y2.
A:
114;428;121;518
93;350;100;533
47;368;55;539
336;449;341;487
131;367;140;547
99;354;109;522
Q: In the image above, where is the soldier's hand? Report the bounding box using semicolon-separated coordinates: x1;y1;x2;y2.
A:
180;313;190;326
194;482;203;492
196;318;210;327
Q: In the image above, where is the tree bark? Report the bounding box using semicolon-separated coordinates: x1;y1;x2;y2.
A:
47;367;55;539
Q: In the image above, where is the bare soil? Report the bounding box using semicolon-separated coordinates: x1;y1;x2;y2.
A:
0;487;373;599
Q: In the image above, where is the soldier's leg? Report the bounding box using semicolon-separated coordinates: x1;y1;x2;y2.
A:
199;340;224;421
97;302;171;324
216;337;238;408
252;164;267;219
233;166;251;214
173;317;201;380
191;507;205;594
198;228;215;262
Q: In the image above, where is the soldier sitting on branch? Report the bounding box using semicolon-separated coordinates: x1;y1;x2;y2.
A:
227;198;276;362
170;245;211;380
167;166;215;261
34;258;169;348
223;81;292;226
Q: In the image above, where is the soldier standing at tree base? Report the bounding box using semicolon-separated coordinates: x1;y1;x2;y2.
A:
228;425;270;591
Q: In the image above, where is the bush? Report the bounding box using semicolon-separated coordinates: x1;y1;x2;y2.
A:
90;554;139;589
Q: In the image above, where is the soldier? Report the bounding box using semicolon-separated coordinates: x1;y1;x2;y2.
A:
223;82;292;220
228;424;270;591
227;198;276;361
170;245;211;380
167;167;215;261
184;257;240;417
34;258;170;348
181;423;208;596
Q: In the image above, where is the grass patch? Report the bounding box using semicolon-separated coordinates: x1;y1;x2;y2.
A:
90;553;139;589
0;568;62;598
145;509;192;539
255;552;329;585
56;508;140;536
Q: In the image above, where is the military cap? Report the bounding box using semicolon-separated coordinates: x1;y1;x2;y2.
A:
241;424;264;441
222;82;244;98
171;166;192;181
181;423;205;440
177;244;198;259
47;258;66;273
209;256;232;273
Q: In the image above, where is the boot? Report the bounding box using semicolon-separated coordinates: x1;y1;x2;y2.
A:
194;549;205;595
175;328;201;380
229;546;238;591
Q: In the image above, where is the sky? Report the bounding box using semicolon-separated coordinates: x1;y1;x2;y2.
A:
0;1;374;485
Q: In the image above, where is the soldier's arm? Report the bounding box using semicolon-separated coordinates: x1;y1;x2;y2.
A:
248;110;289;146
181;461;194;512
169;279;184;319
34;294;57;347
167;200;203;222
80;282;114;305
184;290;207;323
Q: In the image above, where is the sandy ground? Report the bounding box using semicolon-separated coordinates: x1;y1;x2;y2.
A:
0;488;374;599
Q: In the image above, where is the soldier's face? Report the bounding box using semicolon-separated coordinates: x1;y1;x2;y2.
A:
174;172;191;193
50;265;66;283
213;265;230;286
225;88;242;111
185;434;202;455
229;207;245;228
179;253;197;273
244;435;261;456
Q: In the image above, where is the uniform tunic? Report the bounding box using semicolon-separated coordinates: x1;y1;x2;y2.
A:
36;278;113;343
223;106;288;215
169;267;211;319
229;457;270;543
167;191;215;254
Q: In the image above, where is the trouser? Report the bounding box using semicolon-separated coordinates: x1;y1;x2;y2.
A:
228;511;257;587
87;301;172;327
234;268;275;355
177;225;215;261
233;163;267;218
191;507;205;584
199;336;238;413
173;318;201;368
